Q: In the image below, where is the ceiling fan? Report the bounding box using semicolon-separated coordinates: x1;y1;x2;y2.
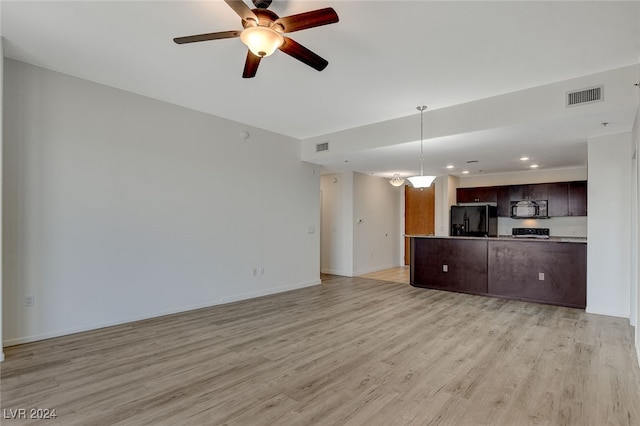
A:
174;0;339;78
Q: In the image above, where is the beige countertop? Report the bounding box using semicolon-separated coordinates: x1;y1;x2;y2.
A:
405;234;587;243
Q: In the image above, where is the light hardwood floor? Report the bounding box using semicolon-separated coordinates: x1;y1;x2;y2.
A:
359;266;409;284
2;274;640;425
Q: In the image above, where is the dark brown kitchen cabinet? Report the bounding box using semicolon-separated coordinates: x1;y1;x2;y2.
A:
509;184;548;200
456;187;497;203
496;186;511;217
410;237;587;309
458;180;587;217
487;240;586;308
568;181;587;216
410;238;488;294
547;183;569;217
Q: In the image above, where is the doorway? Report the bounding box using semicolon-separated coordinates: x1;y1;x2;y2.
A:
404;185;435;265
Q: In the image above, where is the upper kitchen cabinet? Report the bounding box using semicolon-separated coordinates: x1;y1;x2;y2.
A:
496;186;511;217
509;183;548;200
456;187;497;203
458;180;587;217
547;183;569;217
568;181;587;216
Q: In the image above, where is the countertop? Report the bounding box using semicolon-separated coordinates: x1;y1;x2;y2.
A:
405;234;587;243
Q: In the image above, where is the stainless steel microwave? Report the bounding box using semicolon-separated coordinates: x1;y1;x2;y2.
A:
510;200;548;219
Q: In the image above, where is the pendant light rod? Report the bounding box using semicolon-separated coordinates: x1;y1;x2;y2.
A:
417;105;427;176
407;105;436;189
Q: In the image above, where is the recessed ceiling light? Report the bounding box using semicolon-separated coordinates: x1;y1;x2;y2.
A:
530;164;539;168
446;165;454;169
462;170;470;174
520;156;530;161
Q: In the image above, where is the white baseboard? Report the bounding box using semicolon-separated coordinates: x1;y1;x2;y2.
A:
219;279;321;303
3;279;322;348
320;268;353;277
585;307;631;319
353;263;404;277
321;263;404;277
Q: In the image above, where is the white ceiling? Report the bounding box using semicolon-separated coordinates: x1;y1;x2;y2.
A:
2;1;640;178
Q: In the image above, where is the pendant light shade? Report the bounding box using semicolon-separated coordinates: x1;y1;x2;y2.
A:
407;175;436;188
389;174;405;187
408;105;436;189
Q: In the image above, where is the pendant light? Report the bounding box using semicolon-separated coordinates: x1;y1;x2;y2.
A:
389;174;405;187
407;105;436;189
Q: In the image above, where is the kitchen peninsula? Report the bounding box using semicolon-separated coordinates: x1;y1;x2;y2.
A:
408;235;587;309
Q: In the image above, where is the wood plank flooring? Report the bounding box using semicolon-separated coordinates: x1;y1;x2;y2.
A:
2;274;640;425
359;266;409;284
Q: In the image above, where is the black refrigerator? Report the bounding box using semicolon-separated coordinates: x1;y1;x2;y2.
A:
450;205;498;237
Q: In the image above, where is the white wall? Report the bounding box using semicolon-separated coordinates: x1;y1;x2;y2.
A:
587;132;632;318
2;59;321;346
320;172;354;276
320;172;402;276
496;217;587;239
0;5;5;361
303;65;639;163
434;175;459;237
458;167;587;187
633;99;640;364
637;23;640;366
352;172;402;275
632;119;638;329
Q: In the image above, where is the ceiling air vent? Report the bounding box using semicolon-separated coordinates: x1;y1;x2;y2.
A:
316;142;329;152
566;85;603;107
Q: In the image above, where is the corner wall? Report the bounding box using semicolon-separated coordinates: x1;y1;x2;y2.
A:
3;59;320;346
352;173;402;275
632;116;638;329
434;175;459;237
320;172;354;276
0;5;5;361
320;172;402;276
587;132;632;318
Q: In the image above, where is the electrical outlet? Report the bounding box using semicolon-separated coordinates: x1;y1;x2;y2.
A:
252;268;258;276
538;272;545;281
25;295;35;307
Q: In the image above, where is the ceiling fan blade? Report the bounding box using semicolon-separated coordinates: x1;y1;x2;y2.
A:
273;8;339;33
224;0;259;25
279;37;328;71
174;30;240;44
243;50;262;78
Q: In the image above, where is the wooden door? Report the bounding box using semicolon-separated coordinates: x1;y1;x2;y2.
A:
404;185;435;265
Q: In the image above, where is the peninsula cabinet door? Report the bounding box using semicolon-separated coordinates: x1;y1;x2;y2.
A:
411;238;488;294
487;241;586;308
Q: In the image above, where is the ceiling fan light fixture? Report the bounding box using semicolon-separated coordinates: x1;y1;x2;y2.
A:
389;174;405;187
240;26;284;57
